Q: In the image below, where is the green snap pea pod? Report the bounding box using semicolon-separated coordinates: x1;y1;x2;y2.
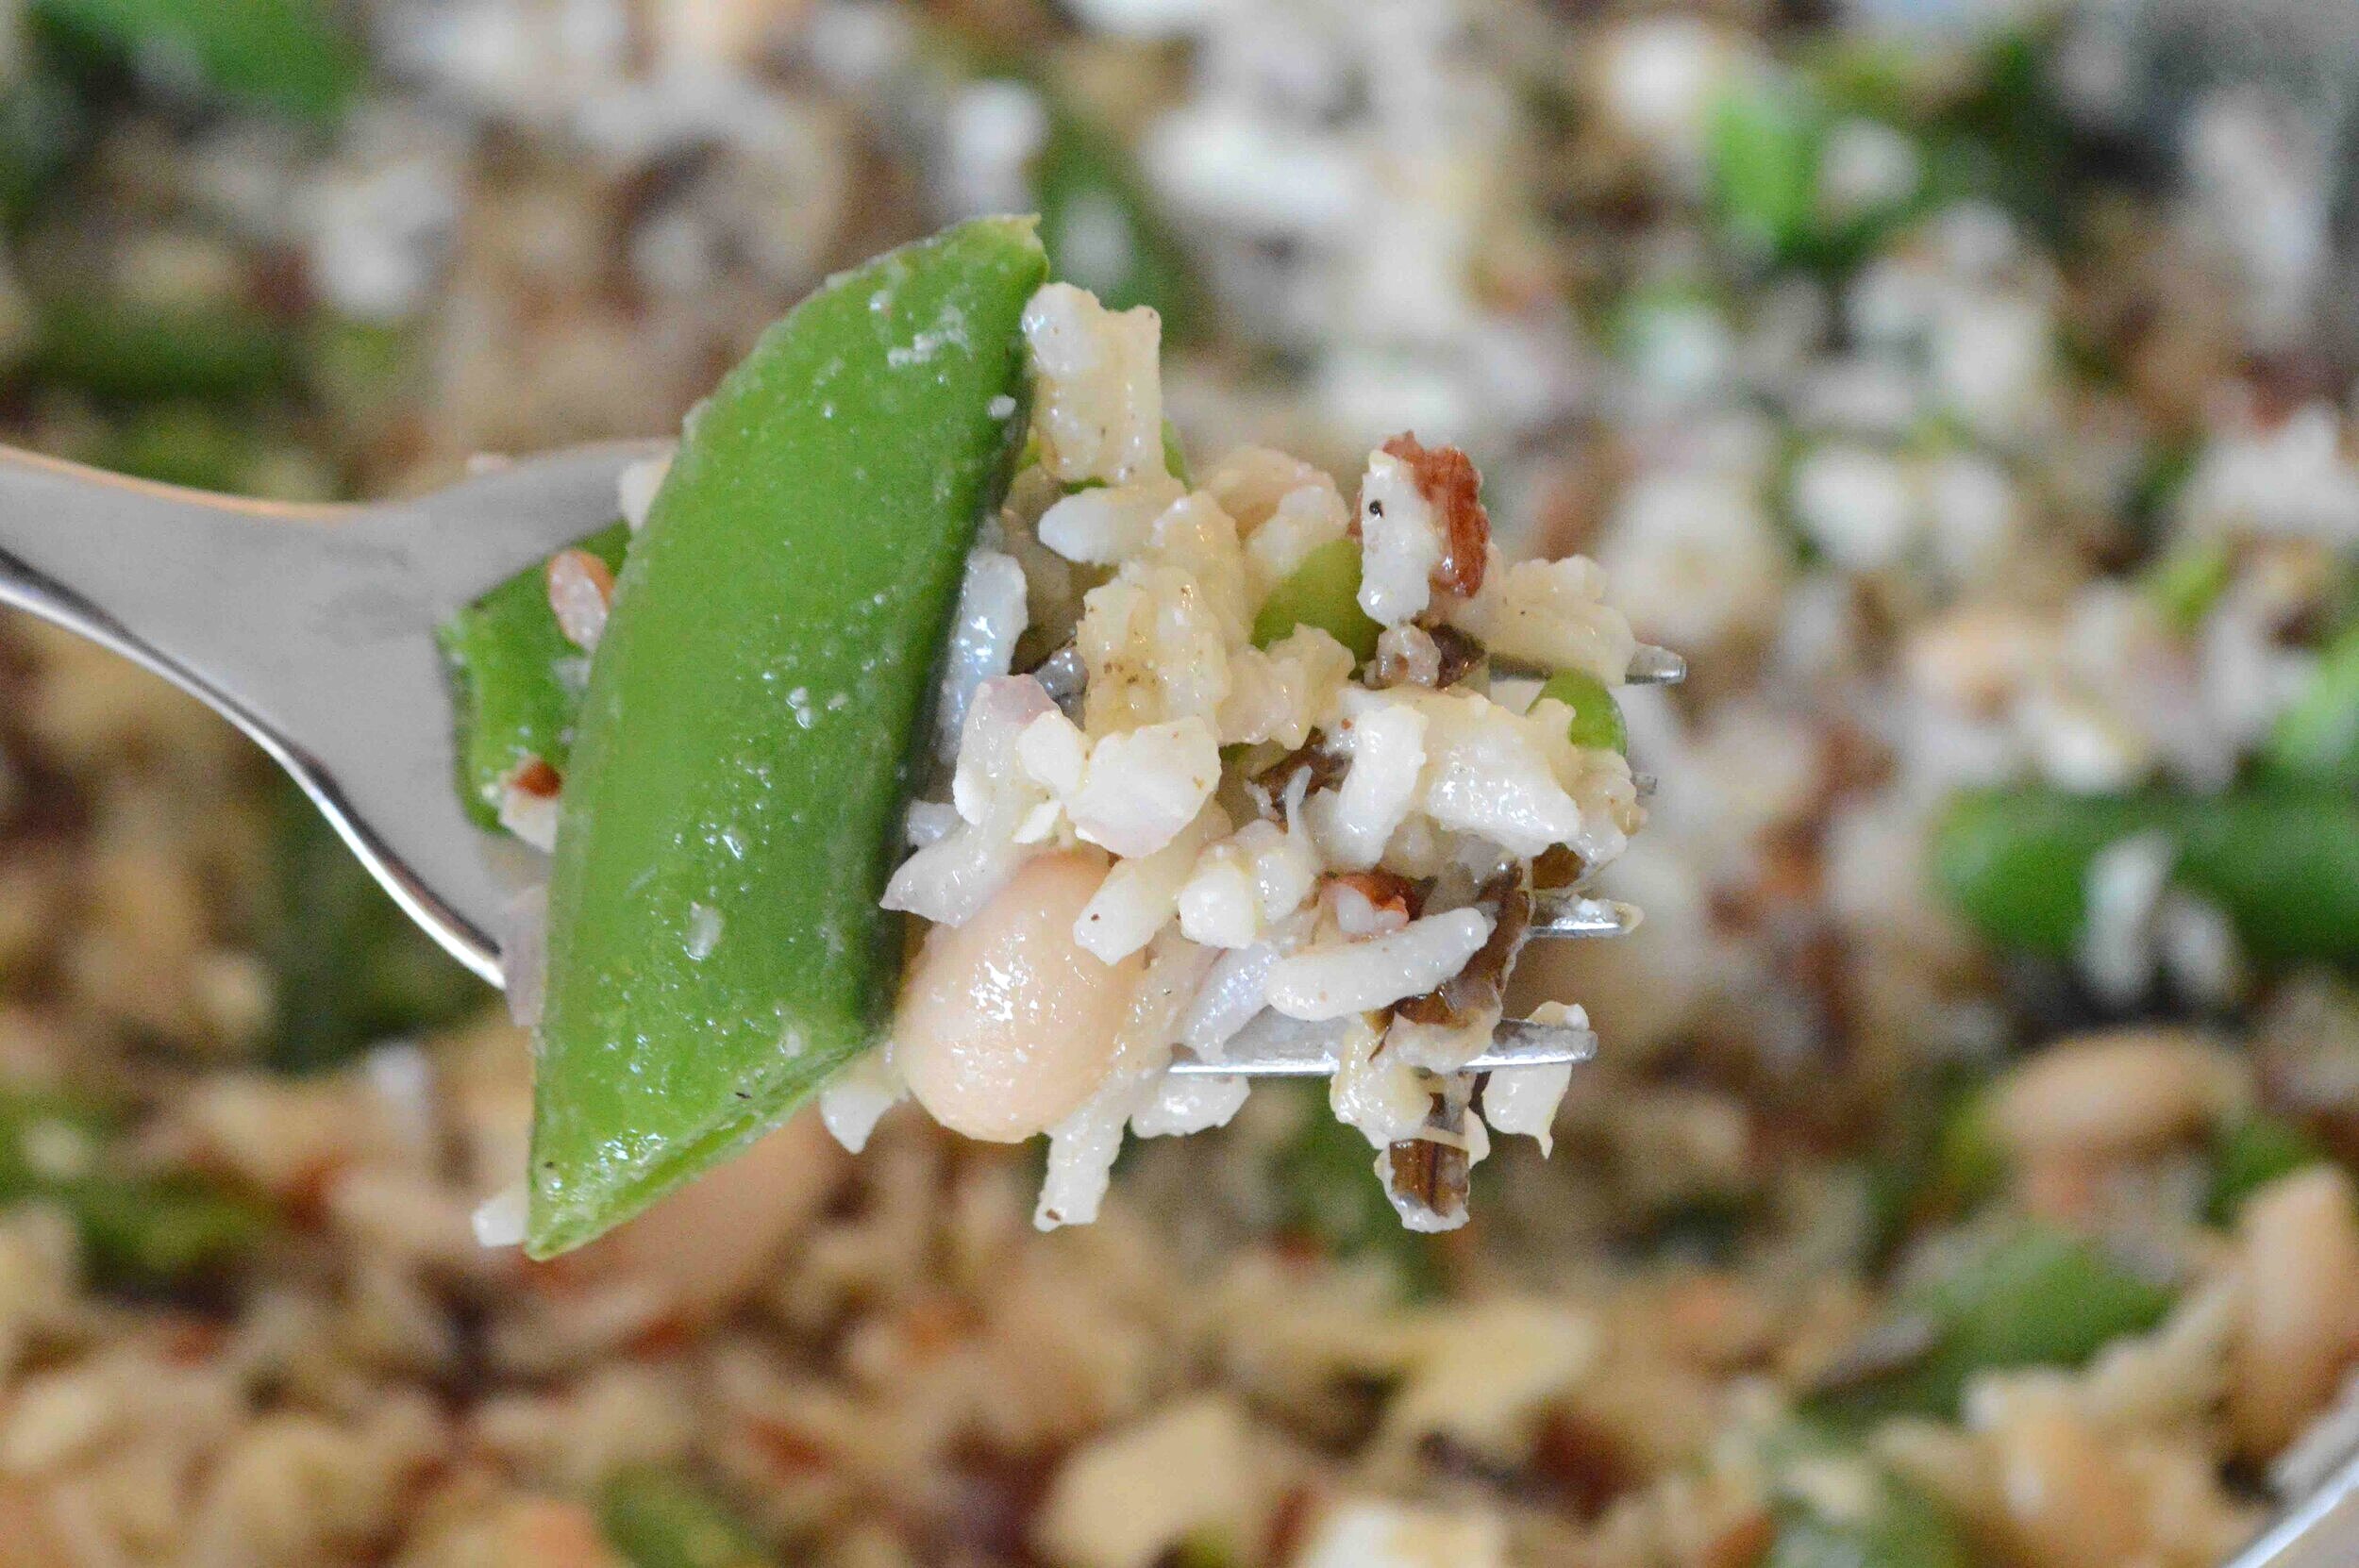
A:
1932;786;2359;967
1805;1222;2174;1426
2206;1114;2327;1226
2265;623;2359;787
1764;1433;1968;1568
529;218;1047;1258
1539;669;1628;754
439;523;631;828
266;775;485;1072
33;0;360;121
29;296;293;401
1252;537;1381;664
598;1466;774;1568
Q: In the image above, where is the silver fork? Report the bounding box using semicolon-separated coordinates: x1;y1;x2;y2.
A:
0;440;1678;1075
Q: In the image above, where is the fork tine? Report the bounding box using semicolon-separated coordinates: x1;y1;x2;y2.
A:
1624;644;1686;685
1528;892;1641;940
1165;1014;1600;1077
1493;644;1685;687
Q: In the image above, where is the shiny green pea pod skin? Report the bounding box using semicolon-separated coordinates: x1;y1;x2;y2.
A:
598;1466;774;1568
1539;669;1628;754
440;523;630;829
1252;537;1380;664
1933;786;2359;966
33;0;361;121
528;218;1048;1258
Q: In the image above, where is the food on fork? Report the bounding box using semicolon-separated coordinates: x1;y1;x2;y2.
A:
443;220;1651;1256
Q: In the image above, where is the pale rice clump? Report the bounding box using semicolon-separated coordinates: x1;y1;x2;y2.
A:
869;282;1645;1232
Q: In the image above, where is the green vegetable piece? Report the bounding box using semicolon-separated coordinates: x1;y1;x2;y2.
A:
1034;100;1201;344
2144;537;2232;633
265;774;486;1072
598;1466;774;1568
92;404;268;492
0;66;81;223
1765;1445;1967;1568
1539;669;1628;754
70;1174;272;1288
1809;1223;2174;1425
440;523;631;828
2267;622;2359;788
29;296;293;401
1252;538;1381;664
33;0;361;120
1933;786;2359;967
1706;81;1826;265
1162;418;1190;487
0;1092;270;1285
1272;1084;1443;1299
2207;1114;2325;1226
529;218;1048;1257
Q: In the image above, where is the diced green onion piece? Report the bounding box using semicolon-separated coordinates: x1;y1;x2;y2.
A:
265;775;486;1073
1539;669;1627;754
1252;538;1381;665
528;218;1048;1257
598;1466;774;1568
439;523;630;829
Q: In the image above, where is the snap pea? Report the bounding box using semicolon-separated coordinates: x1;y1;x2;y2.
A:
1806;1222;2174;1426
1252;538;1381;664
265;774;485;1073
1764;1432;1968;1568
1932;786;2359;967
1707;82;1826;267
2265;622;2359;788
1538;669;1627;754
439;524;631;830
597;1466;774;1568
32;0;361;121
28;296;293;402
529;218;1047;1257
2206;1114;2326;1226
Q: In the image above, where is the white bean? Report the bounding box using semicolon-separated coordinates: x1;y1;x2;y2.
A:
2234;1165;2359;1459
895;850;1146;1142
1990;1028;2244;1163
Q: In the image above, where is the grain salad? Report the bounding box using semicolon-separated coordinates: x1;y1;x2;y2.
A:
1;2;2358;1567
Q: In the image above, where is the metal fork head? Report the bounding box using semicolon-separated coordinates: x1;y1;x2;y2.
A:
0;441;664;986
0;436;1680;1076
